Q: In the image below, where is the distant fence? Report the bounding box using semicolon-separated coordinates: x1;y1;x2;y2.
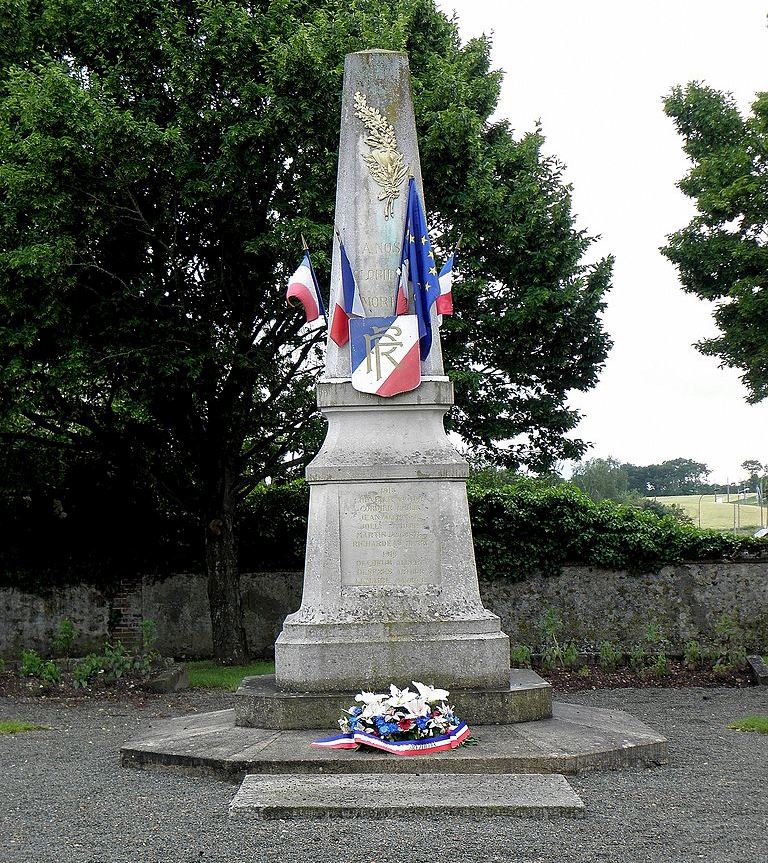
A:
2;562;766;660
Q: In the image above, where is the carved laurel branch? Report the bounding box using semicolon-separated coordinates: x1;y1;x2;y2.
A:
353;90;410;219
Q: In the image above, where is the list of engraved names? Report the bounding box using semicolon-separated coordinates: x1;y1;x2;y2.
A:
340;485;440;586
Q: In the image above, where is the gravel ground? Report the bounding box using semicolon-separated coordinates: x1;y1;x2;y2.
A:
1;686;767;863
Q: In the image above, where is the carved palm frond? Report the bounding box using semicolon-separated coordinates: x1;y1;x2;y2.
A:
354;91;410;219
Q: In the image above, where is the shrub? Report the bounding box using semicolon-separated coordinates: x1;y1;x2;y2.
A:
684;639;702;667
598;641;622;670
52;618;77;657
19;649;43;677
40;660;61;685
509;644;532;668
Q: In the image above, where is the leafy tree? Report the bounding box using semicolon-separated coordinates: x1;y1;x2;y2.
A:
662;82;768;401
741;459;765;487
0;0;612;660
623;458;710;496
570;457;628;503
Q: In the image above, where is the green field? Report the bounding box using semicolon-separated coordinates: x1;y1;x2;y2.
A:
654;494;767;532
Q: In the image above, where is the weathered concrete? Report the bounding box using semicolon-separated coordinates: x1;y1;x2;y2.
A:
228;772;585;819
234;670;552;729
119;701;668;782
143;662;189;694
273;50;510;693
746;654;768;685
4;562;767;659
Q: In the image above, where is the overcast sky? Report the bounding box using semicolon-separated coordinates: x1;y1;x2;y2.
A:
438;0;768;484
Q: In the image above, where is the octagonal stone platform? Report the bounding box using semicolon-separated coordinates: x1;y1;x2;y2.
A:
120;701;668;782
235;670;552;730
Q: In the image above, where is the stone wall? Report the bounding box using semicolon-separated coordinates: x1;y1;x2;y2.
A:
1;563;766;659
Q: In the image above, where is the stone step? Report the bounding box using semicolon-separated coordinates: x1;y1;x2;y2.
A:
229;772;585;819
120;701;668;781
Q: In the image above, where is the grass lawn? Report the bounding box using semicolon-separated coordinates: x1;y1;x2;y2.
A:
186;660;275;691
654;494;766;532
728;716;768;734
0;720;47;735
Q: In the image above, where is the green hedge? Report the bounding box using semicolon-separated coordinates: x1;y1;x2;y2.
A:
3;476;766;589
243;477;767;580
467;479;767;579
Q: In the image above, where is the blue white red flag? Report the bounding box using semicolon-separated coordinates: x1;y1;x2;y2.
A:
398;178;441;360
350;315;420;397
436;252;454;322
286;252;327;324
330;233;365;346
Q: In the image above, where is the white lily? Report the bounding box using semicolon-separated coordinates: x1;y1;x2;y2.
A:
412;681;450;704
354;690;386;706
387;684;415;707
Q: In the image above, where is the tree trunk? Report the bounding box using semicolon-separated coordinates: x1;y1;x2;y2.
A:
204;467;248;665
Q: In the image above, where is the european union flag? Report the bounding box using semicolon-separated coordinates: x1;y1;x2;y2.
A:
398;178;440;361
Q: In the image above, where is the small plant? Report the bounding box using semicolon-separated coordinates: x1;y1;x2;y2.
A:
101;642;132;682
598;641;622;670
577;665;591;679
683;639;702;668
539;608;564;668
19;649;43;678
562;639;580;668
52;618;77;657
510;644;532;668
40;661;61;686
73;654;102;688
140;619;158;654
649;653;668;677
629;644;646;670
710;613;747;672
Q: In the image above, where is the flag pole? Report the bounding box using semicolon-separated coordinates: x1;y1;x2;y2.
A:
301;233;328;327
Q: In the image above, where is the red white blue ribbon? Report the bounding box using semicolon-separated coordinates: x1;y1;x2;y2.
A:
311;722;470;756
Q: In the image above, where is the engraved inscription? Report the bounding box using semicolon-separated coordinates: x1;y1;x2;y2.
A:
364;268;399;282
340;486;441;586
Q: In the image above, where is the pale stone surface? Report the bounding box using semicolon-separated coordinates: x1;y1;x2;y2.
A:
234;670;552;730
324;51;441;377
274;51;510;693
119;702;668;781
228;773;585;819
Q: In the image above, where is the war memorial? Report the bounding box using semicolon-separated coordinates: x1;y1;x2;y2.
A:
121;50;668;818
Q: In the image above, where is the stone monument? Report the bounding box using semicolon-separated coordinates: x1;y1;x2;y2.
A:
273;49;510;694
121;51;668;791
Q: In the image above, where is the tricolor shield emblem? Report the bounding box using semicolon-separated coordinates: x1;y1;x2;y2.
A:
349;315;421;397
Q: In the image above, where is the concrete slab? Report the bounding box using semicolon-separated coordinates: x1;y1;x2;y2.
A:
120;701;667;782
228;773;585;819
747;654;768;685
235;670;552;729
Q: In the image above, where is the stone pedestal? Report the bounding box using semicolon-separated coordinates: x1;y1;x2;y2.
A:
274;380;510;692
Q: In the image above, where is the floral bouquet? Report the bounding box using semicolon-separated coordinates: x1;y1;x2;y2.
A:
311;681;470;756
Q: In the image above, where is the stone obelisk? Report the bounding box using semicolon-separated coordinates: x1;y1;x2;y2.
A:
274;50;510;692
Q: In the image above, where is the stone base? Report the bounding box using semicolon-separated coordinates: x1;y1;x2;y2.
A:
229;772;585;819
275;620;511;692
119;701;668;781
234;670;551;730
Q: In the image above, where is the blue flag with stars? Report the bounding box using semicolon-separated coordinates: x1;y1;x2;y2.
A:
398;177;440;361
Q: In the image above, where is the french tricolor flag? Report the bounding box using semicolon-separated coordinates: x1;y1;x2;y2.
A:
436;251;455;322
330;234;365;347
286;251;326;324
